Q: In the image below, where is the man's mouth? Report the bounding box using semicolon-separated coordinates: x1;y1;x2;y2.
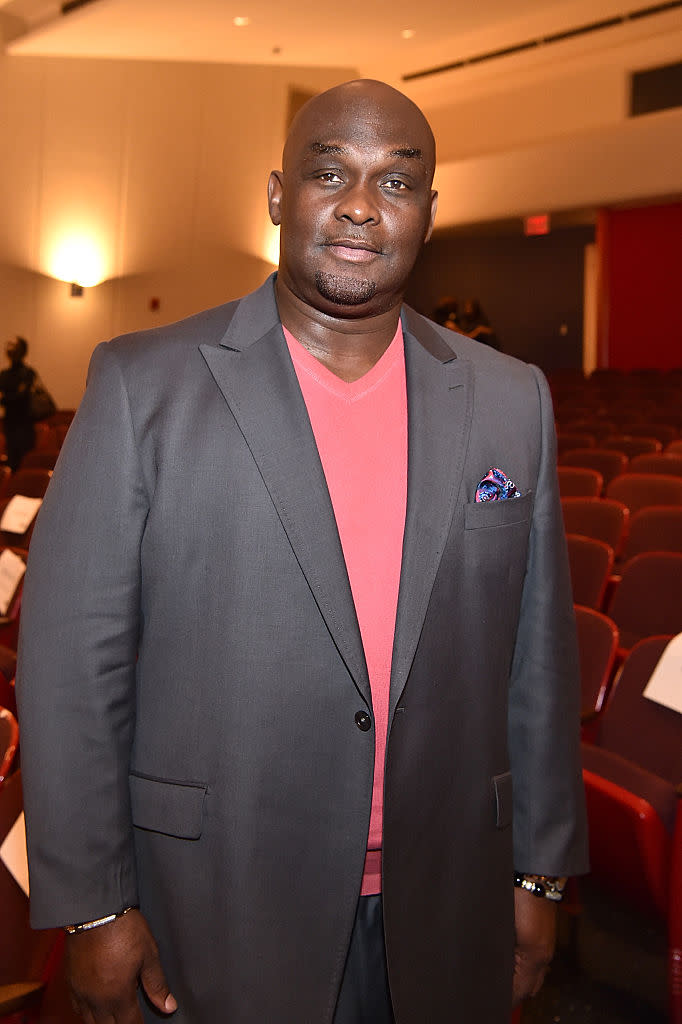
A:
325;239;383;263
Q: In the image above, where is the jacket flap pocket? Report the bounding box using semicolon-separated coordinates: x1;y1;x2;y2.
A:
129;773;206;839
492;771;513;829
465;490;533;530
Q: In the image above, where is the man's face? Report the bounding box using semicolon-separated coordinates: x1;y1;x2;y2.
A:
269;84;438;319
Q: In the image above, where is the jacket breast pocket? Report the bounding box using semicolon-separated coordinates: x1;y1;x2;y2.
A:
129;772;207;839
464;490;533;530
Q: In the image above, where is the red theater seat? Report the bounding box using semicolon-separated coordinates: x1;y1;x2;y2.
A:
581;636;682;1023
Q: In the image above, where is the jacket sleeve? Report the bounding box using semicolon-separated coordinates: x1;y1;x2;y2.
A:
16;342;149;928
507;365;589;876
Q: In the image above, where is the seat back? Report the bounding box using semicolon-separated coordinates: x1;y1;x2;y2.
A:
561;497;629;553
560;448;628;488
581;637;679;921
603;435;662;458
599;636;682;785
622;506;682;560
556;432;596;456
0;771;59;992
557;466;603;498
606;472;682;517
566;534;613;609
607;552;682;650
619;422;679;446
0;469;52;501
0;646;17;685
574;605;619;716
557;493;626;552
0;548;28;652
0;673;17;721
19;450;60;472
629;453;682;478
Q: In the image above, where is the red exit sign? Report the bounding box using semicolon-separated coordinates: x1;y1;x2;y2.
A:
524;214;550;236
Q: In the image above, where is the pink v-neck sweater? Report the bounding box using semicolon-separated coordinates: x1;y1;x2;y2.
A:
284;324;408;895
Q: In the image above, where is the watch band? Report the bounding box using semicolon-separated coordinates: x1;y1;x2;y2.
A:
514;872;567;902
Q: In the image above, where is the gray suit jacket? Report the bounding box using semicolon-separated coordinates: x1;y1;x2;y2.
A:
17;274;588;1023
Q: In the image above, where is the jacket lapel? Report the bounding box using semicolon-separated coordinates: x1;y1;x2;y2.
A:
389;309;473;722
199;277;370;703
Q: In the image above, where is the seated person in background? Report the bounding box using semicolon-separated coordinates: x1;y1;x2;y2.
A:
0;336;36;471
432;297;459;332
458;298;499;349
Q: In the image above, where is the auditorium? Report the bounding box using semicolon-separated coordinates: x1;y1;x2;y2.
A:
0;2;681;1022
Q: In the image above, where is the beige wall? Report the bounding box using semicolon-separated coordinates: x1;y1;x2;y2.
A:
0;57;354;407
1;13;681;405
408;12;682;224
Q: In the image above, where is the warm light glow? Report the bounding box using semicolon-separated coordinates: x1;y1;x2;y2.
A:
263;223;280;267
48;235;108;287
401;29;415;39
233;16;250;26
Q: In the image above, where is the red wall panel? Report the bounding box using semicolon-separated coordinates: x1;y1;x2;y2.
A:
598;203;682;369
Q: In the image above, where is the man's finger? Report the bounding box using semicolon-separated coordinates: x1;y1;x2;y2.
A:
139;951;177;1015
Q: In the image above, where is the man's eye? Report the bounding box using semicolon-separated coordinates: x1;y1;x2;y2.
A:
318;172;343;183
383;179;408;191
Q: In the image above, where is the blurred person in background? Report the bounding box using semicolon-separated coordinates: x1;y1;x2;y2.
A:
432;296;460;332
0;335;36;471
458;298;499;349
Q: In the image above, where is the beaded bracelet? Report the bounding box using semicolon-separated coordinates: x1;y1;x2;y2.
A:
64;905;136;934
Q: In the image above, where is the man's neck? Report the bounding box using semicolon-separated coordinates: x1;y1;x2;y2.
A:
275;277;402;383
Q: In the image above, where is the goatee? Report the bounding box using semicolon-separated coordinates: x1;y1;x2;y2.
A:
315;271;377;306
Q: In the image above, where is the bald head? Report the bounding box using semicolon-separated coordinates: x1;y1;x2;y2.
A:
268;78;438;320
284;79;436;184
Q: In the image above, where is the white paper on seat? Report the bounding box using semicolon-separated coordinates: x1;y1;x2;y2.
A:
643;633;682;714
0;495;42;535
0;547;26;615
0;810;29;896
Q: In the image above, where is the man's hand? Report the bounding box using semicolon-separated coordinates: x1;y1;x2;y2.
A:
66;909;177;1022
512;887;557;1008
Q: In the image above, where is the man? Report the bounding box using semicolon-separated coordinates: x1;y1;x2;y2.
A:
17;79;588;1023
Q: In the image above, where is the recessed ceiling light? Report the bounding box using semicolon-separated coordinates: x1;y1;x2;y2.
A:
233;16;250;27
401;29;415;39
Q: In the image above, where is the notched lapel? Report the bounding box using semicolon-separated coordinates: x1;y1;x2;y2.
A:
389;317;473;722
199;320;370;702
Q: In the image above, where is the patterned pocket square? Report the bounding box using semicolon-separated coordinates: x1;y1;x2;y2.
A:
475;467;521;503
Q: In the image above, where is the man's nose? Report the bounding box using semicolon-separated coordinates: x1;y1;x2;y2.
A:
334;183;379;225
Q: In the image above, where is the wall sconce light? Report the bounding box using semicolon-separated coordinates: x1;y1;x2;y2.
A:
48;236;107;290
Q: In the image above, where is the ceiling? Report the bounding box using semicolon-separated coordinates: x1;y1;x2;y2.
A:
1;0;657;88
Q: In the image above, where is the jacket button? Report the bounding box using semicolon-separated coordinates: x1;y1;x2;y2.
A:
354;710;372;732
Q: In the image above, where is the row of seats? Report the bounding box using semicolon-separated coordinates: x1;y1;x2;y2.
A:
559;451;682;494
551;370;682;1020
578;630;682;1024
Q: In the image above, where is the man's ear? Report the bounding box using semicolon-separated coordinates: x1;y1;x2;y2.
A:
424;190;438;243
268;171;284;226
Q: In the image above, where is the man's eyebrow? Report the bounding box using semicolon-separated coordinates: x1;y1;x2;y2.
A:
390;147;424;161
309;142;347;155
306;141;424;161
